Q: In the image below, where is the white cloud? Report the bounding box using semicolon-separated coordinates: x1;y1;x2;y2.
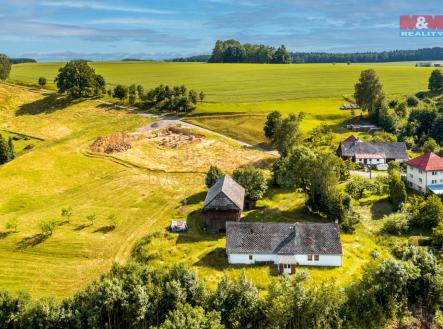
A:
40;1;176;14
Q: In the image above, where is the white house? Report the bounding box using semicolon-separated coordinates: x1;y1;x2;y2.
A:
226;222;343;274
337;135;409;166
406;152;443;195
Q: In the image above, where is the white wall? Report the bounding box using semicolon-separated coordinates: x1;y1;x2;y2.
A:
355;157;385;165
228;253;277;264
228;253;342;267
407;165;427;192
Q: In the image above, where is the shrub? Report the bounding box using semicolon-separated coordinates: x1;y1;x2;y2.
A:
406;96;419;107
39;220;58;236
340;212;360;234
5;218;18;232
432;222;443;247
205;165;223;188
382;212;409;235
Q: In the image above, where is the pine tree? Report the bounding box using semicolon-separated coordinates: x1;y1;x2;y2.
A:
0;134;11;164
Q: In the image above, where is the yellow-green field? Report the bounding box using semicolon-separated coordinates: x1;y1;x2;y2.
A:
10;62;433;146
10;62;433;102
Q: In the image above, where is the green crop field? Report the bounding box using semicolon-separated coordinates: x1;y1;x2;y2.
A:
10;61;434;146
10;62;433;103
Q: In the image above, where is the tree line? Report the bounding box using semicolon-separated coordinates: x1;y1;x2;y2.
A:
169;46;443;64
1;243;442;329
208;40;292;64
292;47;443;63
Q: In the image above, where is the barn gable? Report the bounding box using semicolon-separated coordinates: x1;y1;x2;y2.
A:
203;175;245;211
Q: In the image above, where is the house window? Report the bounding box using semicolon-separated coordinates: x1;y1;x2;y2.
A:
307;255;313;261
314;255;320;261
432;180;437;184
249;255;253;260
432;171;438;176
419;170;423;174
419;178;423;183
410;174;413;178
283;264;291;269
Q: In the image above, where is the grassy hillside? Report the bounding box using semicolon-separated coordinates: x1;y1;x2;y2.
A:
0;85;395;298
0;85;271;298
10;62;433;103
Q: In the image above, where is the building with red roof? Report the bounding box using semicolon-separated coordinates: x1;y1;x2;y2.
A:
406;152;443;194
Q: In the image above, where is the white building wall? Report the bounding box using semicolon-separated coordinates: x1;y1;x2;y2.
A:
355;157;385;165
228;253;342;267
406;165;427;192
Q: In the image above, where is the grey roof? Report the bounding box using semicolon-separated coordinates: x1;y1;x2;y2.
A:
226;222;342;255
203;175;245;211
339;140;408;159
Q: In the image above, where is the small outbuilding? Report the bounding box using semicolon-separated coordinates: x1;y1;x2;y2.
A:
203;175;245;233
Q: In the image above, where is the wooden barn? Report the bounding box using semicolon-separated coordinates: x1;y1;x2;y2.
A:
203;175;245;233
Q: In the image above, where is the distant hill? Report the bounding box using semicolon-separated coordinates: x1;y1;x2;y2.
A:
10;58;36;64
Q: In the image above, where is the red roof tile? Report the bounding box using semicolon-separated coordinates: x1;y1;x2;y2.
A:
406;152;443;171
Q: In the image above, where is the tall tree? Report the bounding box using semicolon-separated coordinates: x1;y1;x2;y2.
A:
0;54;11;80
205;165;223;188
55;60;105;98
0;134;11;164
389;171;407;211
428;69;443;92
233;165;268;203
7;137;15;160
263;111;282;140
354;69;385;119
272;113;304;157
272;45;292;64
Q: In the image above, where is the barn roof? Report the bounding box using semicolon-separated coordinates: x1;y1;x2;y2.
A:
203;175;245;211
226;222;342;255
406;152;443;171
339;139;408;160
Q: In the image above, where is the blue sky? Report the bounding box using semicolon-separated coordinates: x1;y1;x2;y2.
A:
1;0;443;61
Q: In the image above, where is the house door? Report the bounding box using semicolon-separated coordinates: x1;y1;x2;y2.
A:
283;264;292;274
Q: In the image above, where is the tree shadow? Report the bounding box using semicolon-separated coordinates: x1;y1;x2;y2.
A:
16;94;83;116
176;210;223;244
16;234;49;250
194;247;229;270
194;247;279;276
0;231;11;239
93;225;115;234
181;191;206;206
249;157;276;169
370;200;393;220
74;223;92;231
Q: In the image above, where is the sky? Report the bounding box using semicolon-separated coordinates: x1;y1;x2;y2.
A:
1;0;443;61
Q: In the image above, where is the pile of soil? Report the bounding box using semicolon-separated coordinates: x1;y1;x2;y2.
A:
90;132;134;154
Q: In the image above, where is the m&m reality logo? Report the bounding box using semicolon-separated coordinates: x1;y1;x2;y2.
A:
400;15;443;37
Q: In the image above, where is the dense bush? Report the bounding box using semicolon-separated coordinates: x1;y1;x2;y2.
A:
1;250;442;329
381;212;410;235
